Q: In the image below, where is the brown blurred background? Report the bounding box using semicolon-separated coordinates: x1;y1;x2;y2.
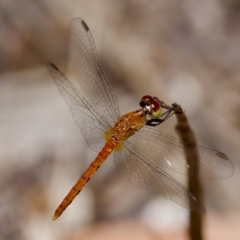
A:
0;0;240;239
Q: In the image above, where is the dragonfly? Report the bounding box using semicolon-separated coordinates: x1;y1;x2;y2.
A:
47;18;234;220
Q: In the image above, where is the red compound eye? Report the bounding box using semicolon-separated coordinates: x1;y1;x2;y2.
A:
140;95;153;107
141;95;153;102
150;99;162;118
140;95;162;118
151;100;160;112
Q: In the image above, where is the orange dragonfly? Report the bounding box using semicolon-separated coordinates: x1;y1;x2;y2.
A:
47;18;234;220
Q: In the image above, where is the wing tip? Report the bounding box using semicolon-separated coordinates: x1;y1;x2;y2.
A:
81;20;89;31
190;194;206;215
216;151;229;161
47;62;59;71
70;18;89;32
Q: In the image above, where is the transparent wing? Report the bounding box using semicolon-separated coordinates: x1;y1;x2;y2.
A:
114;142;206;214
69;18;120;126
47;63;108;152
124;126;234;179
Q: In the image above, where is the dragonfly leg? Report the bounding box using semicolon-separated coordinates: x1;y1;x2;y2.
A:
146;118;165;126
146;109;174;126
154;97;182;113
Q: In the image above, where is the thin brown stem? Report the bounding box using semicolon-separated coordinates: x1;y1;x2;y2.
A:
174;105;203;240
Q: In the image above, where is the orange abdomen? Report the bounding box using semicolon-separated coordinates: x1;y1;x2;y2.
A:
52;138;116;220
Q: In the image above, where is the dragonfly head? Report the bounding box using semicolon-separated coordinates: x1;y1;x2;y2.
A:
139;95;162;119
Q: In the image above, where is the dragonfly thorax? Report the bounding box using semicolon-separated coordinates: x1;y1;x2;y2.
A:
105;110;146;146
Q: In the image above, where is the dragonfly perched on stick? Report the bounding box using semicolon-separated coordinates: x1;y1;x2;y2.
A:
47;18;234;220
